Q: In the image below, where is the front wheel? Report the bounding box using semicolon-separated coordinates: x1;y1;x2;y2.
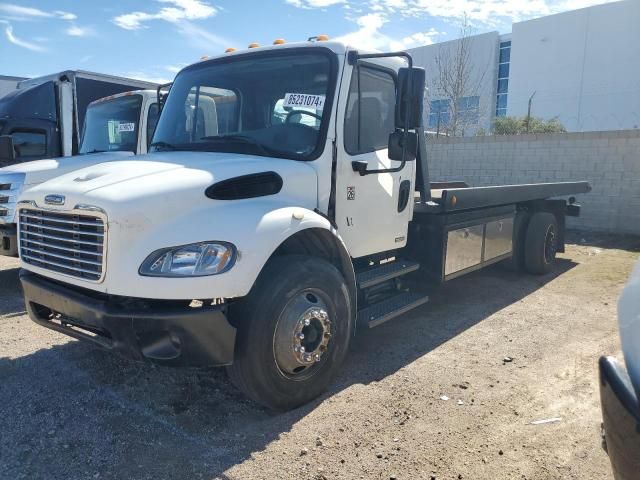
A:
226;255;353;411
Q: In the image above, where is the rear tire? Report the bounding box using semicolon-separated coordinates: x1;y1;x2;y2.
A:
226;255;353;411
524;212;559;275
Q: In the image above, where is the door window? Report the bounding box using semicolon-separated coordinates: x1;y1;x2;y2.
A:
11;130;46;157
344;65;396;155
146;103;160;148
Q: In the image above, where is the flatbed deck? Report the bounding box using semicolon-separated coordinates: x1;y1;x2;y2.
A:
415;181;591;214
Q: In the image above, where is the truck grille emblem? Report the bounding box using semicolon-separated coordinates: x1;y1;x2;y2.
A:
44;194;66;206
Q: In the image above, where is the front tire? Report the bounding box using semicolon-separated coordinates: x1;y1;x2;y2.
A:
226;255;353;411
524;212;559;275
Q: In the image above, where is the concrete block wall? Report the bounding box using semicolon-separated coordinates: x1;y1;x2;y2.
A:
426;130;640;234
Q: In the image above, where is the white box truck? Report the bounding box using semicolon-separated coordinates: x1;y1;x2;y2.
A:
16;40;590;410
0;71;157;166
0;90;160;256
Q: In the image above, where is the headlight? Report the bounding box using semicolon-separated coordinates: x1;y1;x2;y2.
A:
139;242;236;277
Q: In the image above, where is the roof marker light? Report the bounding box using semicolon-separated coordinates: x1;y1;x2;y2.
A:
248;42;260;48
316;34;329;41
200;55;209;60
273;39;286;45
225;47;236;53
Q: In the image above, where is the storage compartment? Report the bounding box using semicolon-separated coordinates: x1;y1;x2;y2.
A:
444;225;484;276
407;205;516;283
484;217;514;261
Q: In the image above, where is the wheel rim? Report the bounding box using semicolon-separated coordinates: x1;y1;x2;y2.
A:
273;289;333;380
544;225;557;264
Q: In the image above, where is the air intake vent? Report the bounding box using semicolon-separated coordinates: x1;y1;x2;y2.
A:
205;171;283;200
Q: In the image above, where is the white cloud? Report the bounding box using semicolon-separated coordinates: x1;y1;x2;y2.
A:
379;0;620;27
335;13;396;51
4;23;46;51
65;24;95;37
0;3;76;21
394;28;442;49
286;0;346;8
113;0;217;30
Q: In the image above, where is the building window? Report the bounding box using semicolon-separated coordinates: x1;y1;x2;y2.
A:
458;96;480;125
428;96;480;130
496;40;511;118
428;98;450;129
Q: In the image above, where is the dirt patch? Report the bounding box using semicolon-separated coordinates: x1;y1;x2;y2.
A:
1;234;638;480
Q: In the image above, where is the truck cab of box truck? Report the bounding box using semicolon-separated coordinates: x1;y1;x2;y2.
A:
17;40;589;410
0;90;159;256
0;71;157;167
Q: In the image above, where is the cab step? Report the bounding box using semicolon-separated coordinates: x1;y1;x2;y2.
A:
357;291;429;329
356;260;420;289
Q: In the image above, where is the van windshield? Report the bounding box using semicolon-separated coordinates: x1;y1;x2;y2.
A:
79;95;142;154
151;50;335;160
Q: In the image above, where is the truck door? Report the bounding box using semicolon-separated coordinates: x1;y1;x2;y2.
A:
334;62;415;258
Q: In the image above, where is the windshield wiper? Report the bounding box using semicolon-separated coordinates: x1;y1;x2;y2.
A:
150;141;177;151
81;149;106;155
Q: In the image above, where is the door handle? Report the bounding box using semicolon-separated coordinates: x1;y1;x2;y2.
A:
351;160;407;177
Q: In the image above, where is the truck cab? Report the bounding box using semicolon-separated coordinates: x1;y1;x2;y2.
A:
17;40;590;410
0;71;157;167
0;90;159;256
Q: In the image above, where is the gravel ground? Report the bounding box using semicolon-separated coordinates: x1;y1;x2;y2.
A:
1;233;638;480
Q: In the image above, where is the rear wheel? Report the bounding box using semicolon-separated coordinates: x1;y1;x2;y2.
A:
226;255;353;411
524;212;559;275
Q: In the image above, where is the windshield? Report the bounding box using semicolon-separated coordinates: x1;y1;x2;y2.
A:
79;94;142;154
0;81;57;122
151;49;335;160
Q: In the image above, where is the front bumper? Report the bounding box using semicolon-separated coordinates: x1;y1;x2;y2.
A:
0;224;18;257
20;270;237;366
599;356;640;480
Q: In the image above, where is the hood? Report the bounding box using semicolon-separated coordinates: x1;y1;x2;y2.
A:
0;151;134;185
21;151;319;215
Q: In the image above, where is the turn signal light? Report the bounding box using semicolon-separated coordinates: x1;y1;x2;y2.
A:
225;47;236;53
248;42;260;48
273;39;285;45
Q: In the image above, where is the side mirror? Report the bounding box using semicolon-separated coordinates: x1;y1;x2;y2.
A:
396;67;426;130
0;135;15;166
388;131;417;162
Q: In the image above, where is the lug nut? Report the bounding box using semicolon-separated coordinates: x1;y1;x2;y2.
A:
315;354;321;362
299;346;305;353
298;333;305;340
304;318;311;326
294;346;300;352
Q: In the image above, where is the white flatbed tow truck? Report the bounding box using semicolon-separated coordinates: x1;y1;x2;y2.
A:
16;39;590;410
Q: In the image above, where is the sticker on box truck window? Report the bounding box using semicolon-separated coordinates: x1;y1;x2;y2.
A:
117;122;136;133
283;93;325;110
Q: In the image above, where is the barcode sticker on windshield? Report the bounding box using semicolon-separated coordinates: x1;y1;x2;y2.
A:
118;122;135;132
283;93;325;110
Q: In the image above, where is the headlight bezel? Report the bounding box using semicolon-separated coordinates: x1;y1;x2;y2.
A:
139;241;237;278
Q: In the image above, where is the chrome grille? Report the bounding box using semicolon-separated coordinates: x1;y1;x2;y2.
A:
0;173;25;223
18;208;106;281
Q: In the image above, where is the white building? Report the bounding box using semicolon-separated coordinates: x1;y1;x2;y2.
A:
0;75;26;98
409;0;640;134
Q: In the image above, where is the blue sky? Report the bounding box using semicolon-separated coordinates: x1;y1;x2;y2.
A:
0;0;617;83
